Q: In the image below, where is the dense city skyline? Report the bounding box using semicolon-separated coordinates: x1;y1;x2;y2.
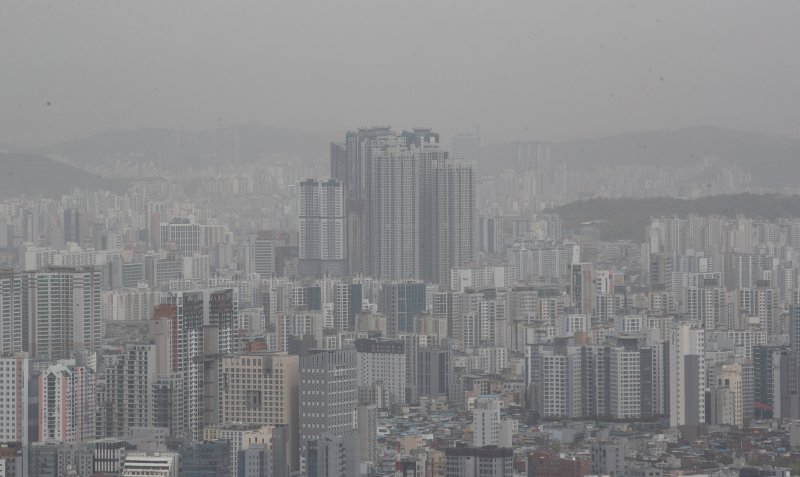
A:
0;121;799;476
3;2;800;476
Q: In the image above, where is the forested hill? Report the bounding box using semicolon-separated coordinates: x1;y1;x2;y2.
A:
0;153;127;198
547;194;800;241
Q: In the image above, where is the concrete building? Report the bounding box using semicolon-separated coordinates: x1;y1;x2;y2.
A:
752;346;791;419
431;161;476;287
451;130;480;171
160;220;202;254
92;439;128;475
368;136;422;281
158;288;236;441
237;444;270;477
357;404;378;465
0;354;28;443
38;356;96;443
538;348;567;419
29;442;93;477
450;266;507;294
473;396;501;447
121;452;179;477
298;179;347;277
332;281;362;332
609;347;641;420
591;438;626;477
204;424;273;477
379;281;426;338
102;286;159;322
97;343;156;439
710;362;746;427
219;352;299;470
417;347;453;401
299;348;358;473
26;266;102;359
570;263;594;315
244;230;286;277
181;253;210;281
791;305;800;412
306;432;361;477
275;310;323;352
355;338;406;408
670;322;706;427
178;441;231;477
444;443;513;477
0;269;22;355
685;276;724;331
528;451;591;477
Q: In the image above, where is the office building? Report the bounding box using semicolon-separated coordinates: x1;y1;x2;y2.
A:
306;432;361;477
181;253;210;280
160;220;202;254
276;310;323;352
29;442;93;477
444;443;513;477
299;348;358;472
244;230;288;277
591;438;626;477
219;352;299;470
379;281;426;338
204;424;273;477
63;208;81;245
178;441;231;477
570;263;594;315
753;346;791;419
355;338;407;408
417;347;453;401
479;215;502;256
238;444;270;477
708;362;749;427
332;281;362;332
92;439;127;475
473;396;501;447
121;452;178;477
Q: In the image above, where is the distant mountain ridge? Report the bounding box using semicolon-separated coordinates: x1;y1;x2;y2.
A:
39;123;337;167
0;153;127;198
548;193;800;241
9;124;800;187
481;126;800;186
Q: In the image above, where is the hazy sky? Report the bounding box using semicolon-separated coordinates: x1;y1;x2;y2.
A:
2;0;799;146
